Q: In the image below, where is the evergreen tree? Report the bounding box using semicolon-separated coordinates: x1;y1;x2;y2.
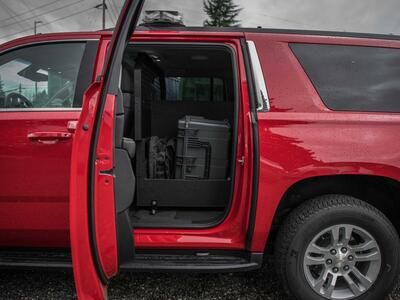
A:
203;0;242;27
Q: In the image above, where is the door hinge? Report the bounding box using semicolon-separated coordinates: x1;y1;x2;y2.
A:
238;156;245;166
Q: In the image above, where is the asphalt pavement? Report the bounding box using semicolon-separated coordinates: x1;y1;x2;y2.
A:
0;258;399;299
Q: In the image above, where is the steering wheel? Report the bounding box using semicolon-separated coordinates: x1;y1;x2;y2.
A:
5;92;33;108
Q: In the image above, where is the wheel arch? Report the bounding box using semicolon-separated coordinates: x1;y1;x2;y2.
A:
265;174;400;252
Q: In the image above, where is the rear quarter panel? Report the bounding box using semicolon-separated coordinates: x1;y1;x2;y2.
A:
246;32;400;252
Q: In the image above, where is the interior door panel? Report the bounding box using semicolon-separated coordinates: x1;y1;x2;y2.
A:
70;0;144;298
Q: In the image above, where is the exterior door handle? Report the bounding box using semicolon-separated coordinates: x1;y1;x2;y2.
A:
27;132;72;144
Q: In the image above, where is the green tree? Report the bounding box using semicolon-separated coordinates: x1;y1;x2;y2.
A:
203;0;242;27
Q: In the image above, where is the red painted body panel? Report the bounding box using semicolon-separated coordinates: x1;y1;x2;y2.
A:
245;32;400;251
1;29;399;255
0;110;80;247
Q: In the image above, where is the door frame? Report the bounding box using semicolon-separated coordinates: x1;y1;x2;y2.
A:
124;41;240;229
106;32;257;251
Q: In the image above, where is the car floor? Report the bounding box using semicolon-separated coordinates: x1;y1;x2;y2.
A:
131;209;224;227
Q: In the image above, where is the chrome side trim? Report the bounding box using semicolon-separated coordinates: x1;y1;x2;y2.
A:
246;40;270;112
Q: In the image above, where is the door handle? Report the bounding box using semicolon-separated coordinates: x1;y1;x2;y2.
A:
27;132;72;144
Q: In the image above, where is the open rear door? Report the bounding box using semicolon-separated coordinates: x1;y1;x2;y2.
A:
69;0;145;298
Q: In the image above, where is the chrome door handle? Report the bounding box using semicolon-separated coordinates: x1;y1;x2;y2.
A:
27;132;72;144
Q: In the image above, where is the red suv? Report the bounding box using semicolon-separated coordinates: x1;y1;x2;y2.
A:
0;1;399;299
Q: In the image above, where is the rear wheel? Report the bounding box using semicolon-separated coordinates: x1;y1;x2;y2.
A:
274;194;400;300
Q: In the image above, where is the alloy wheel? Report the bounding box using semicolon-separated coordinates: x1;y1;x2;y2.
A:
303;224;381;299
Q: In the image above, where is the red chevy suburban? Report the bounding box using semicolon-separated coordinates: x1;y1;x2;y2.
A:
0;1;399;299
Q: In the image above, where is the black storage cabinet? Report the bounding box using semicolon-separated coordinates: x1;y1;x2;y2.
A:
175;116;231;180
136;115;232;209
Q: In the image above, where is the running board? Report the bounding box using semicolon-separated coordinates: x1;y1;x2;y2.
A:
121;251;263;272
0;249;72;270
0;249;263;273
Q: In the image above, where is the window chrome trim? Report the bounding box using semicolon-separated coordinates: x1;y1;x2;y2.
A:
0;107;82;112
0;39;98;55
247;40;270;112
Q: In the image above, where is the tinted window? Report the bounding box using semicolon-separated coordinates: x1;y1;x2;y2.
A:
290;43;400;112
0;43;85;109
165;77;225;102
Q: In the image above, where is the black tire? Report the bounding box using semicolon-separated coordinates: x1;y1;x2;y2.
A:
274;194;400;300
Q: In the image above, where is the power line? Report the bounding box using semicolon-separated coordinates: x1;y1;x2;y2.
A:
107;0;119;23
106;8;116;25
94;0;108;30
86;5;101;31
1;0;85;30
0;6;94;41
260;13;312;27
106;0;117;24
0;0;65;24
0;2;25;31
45;6;95;27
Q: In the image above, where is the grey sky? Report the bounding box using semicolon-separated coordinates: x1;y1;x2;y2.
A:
0;0;399;44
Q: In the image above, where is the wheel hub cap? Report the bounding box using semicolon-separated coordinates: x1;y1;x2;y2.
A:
303;224;381;300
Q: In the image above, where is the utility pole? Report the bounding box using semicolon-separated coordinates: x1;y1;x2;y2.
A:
95;0;107;30
102;0;106;30
34;20;42;35
33;20;42;100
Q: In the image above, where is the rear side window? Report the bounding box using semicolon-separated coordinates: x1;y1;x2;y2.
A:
0;43;86;109
165;77;225;102
290;43;400;113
